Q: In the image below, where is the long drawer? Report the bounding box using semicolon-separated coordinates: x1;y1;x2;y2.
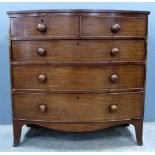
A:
13;92;143;122
12;65;144;90
12;40;145;62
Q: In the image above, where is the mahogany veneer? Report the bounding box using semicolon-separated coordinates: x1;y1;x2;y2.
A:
7;9;150;147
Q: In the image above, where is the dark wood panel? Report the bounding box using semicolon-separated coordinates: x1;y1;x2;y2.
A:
12;65;144;90
7;9;150;15
12;40;145;62
13;92;143;122
81;16;146;36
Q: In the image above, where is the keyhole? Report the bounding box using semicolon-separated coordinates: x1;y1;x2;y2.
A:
76;96;80;99
75;67;79;70
76;42;80;46
41;19;44;23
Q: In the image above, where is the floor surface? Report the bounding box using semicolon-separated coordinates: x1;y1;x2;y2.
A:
0;122;155;152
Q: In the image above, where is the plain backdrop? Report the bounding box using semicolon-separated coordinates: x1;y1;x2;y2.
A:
0;2;155;124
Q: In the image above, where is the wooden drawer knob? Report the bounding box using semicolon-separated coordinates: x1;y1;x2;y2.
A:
37;48;46;56
111;24;121;33
39;104;47;113
38;74;46;82
109;104;118;112
110;74;119;82
111;48;119;56
37;23;46;32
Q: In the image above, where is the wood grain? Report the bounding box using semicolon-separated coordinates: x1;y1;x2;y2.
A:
12;40;145;62
8;9;149;146
11;15;78;38
12;65;144;90
13;92;143;122
7;9;150;15
81;16;146;37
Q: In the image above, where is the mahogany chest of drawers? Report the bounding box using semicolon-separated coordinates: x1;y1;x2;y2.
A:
7;9;150;147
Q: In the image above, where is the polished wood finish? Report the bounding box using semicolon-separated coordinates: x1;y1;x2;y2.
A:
133;119;143;146
13;92;143;122
10;15;78;38
81;16;146;37
12;65;144;90
8;9;149;147
12;40;145;62
7;9;150;15
13;120;23;147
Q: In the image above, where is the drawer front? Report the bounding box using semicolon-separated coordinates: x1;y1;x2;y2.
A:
11;15;77;37
13;93;143;122
12;40;145;62
12;65;144;90
81;16;146;37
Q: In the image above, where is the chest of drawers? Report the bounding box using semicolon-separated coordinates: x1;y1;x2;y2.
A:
7;9;150;147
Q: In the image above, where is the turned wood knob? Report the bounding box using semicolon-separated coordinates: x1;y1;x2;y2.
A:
39;104;47;113
110;74;119;82
111;48;119;56
109;104;118;112
38;74;46;82
37;23;46;32
111;24;121;33
37;48;46;56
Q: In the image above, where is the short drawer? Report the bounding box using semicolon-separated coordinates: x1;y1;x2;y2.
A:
12;40;145;62
12;65;144;90
10;14;77;38
81;15;146;37
13;92;143;122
